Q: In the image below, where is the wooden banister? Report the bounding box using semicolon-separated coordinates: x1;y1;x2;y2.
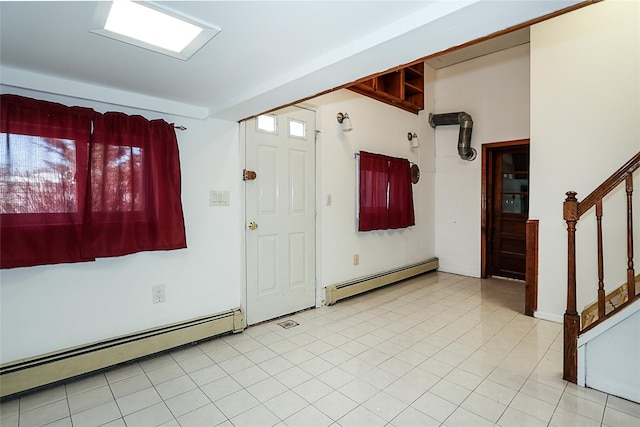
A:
563;151;640;383
577;151;640;217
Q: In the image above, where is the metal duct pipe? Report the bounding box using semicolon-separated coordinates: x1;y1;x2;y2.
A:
429;112;476;161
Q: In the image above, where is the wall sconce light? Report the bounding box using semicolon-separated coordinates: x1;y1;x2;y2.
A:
337;112;353;132
408;132;420;148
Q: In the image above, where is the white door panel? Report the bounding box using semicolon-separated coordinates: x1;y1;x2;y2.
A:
245;106;316;325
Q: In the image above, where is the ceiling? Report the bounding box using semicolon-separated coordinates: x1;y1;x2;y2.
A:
0;1;585;121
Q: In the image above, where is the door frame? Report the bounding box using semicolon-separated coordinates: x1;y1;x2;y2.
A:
481;139;536;315
240;103;320;325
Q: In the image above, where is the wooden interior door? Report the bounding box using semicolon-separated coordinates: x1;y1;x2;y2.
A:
486;144;530;280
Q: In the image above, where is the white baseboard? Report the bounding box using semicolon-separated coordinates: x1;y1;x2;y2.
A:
534;311;563;324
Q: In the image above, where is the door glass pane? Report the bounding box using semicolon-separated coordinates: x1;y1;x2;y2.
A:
257;115;277;133
502;153;528;214
288;119;306;139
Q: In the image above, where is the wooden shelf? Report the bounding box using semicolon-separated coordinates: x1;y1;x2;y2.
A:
348;63;424;114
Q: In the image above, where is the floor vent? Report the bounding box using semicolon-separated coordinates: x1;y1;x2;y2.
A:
326;258;439;305
277;320;299;329
0;308;244;398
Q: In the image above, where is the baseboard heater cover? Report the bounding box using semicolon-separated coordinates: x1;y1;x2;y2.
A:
0;308;244;398
326;258;439;305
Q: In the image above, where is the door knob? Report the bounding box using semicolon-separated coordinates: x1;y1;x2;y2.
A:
248;222;258;230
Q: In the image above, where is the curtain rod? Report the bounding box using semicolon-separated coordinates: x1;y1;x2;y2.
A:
174;125;187;131
354;152;416;166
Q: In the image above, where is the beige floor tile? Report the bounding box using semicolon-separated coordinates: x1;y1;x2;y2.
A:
605;394;640;417
338;405;387;427
337;378;380;404
67;385;114;414
313;390;358;421
293;378;334;403
461;391;507;423
65;374;108;396
187;363;227;387
70;400;121;427
558;390;606;421
429;378;472;406
200;376;242;402
230;403;280;427
155;375;197;401
115;387;162;416
389;406;441;427
602;406;640;427
104;363;144;384
164;388;211;418
122;402;173;426
444;406;494;427
19;385;66;412
247;377;288;403
264;390;309;420
18;400;69;427
284;405;334;427
549;406;601;427
109;373;152;399
145;363;186;385
176;403;226;426
362;391;408;422
509;392;557;423
214;389;260;419
411;392;457;422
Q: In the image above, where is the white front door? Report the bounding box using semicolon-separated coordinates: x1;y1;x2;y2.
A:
244;105;316;325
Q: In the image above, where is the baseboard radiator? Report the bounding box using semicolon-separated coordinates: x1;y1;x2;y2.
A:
326;258;439;305
0;308;244;398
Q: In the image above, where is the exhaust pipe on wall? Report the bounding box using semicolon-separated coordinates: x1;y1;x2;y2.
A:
429;112;476;161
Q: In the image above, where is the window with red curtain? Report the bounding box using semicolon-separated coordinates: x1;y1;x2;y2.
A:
358;151;415;232
0;94;186;269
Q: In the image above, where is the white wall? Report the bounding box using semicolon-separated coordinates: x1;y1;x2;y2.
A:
312;88;436;290
433;44;531;277
530;0;640;320
0;86;243;363
580;300;640;403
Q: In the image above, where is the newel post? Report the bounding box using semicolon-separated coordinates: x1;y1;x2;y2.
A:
563;191;580;383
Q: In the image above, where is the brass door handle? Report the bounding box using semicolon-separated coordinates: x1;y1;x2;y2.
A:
248;222;258;230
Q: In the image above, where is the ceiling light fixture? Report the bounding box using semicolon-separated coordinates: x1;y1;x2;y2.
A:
91;1;221;60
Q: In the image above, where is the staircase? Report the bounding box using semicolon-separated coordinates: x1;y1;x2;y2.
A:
563;151;640;403
581;276;640;329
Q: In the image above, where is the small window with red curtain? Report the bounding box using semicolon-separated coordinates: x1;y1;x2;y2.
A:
0;94;187;269
358;151;415;232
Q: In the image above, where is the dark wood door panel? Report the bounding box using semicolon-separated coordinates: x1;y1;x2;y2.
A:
486;144;529;280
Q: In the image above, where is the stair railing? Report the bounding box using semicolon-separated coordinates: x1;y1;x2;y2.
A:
563;151;640;383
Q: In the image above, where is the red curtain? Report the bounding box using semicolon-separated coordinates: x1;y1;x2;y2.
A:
0;94;186;269
82;112;186;259
1;95;94;267
358;151;415;232
359;151;389;231
388;157;415;229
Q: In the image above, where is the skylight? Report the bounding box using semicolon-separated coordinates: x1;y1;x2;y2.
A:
91;1;221;60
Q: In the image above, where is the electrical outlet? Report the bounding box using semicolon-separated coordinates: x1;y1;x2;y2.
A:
152;284;166;304
353;254;359;266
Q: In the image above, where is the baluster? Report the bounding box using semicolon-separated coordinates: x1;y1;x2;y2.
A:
563;191;580;383
596;200;605;320
626;174;635;301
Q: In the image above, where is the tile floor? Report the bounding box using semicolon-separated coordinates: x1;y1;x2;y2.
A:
1;272;639;427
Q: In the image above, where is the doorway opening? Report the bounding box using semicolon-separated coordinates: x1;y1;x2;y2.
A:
481;140;534;313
